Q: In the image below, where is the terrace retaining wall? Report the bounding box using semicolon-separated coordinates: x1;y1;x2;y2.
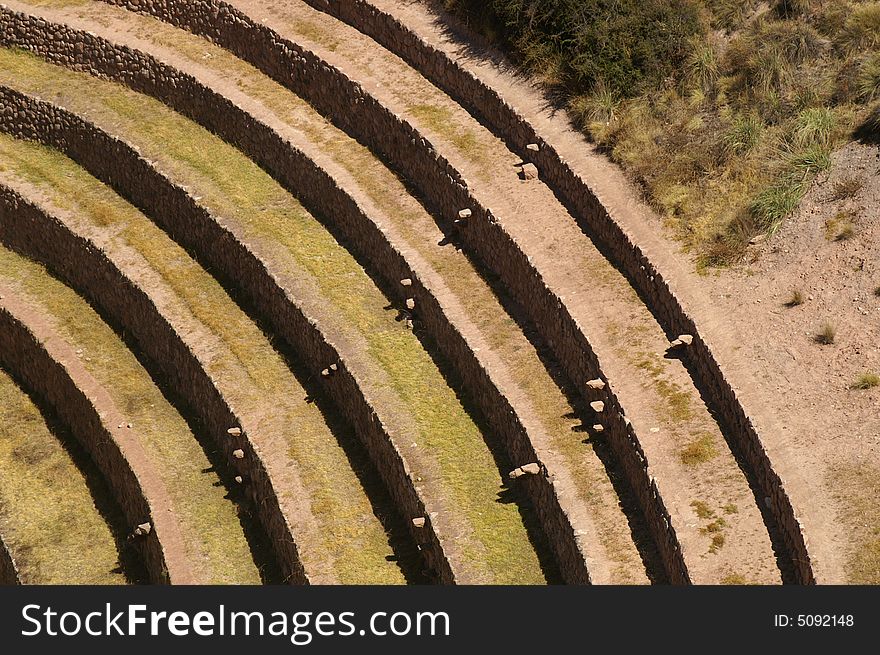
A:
13;0;691;582
300;0;815;584
0;83;456;583
0;292;173;583
0;171;308;584
0;9;600;583
92;0;694;582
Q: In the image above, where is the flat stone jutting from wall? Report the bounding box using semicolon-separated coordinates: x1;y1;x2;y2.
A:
0;8;596;583
0;292;179;584
0;84;454;583
0;172;308;585
300;0;815;584
90;0;692;582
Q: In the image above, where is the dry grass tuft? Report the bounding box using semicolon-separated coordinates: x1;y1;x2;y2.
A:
814;322;836;345
851;372;880;390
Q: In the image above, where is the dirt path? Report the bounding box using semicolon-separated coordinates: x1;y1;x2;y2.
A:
0;282;195;583
219;0;780;583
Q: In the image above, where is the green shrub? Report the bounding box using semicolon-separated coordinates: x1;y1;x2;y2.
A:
444;0;705;98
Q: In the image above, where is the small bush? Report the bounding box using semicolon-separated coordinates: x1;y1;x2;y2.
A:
874;285;880;297
815;322;836;344
451;0;705;98
785;290;804;307
721;573;749;584
852;372;880;389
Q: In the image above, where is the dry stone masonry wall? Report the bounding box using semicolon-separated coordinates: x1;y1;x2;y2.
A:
81;0;692;583
299;0;815;584
0;81;455;583
0;7;595;583
0;150;307;584
0;290;171;583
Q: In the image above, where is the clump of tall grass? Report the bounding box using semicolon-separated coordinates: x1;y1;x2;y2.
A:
708;0;758;31
814;322;837;345
723;115;764;156
857;53;880;101
686;39;720;92
793;107;837;148
839;2;880;51
750;178;804;233
784;290;804;307
570;82;618;128
852;372;880;390
830;176;864;200
775;0;812;18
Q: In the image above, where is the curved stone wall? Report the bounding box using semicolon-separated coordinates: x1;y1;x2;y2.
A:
77;0;692;582
0;10;599;582
0;294;174;583
299;0;815;584
0;171;308;585
0;84;457;583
